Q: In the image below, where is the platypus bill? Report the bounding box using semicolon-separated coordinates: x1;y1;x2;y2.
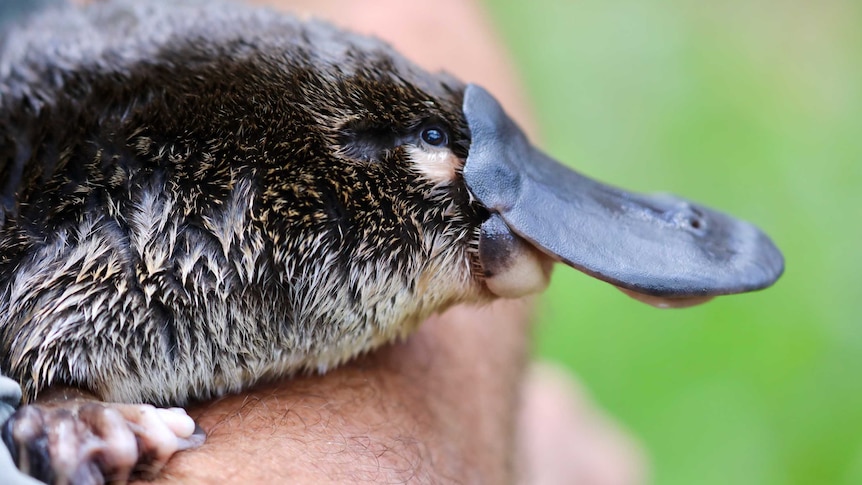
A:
0;0;783;483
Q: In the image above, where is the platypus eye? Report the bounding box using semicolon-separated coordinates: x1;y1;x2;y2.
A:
420;126;448;147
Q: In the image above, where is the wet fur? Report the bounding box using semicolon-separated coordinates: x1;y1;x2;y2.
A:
0;0;489;405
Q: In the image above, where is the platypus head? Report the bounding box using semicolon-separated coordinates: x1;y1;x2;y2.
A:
226;21;785;312
218;14;784;319
296;70;787;311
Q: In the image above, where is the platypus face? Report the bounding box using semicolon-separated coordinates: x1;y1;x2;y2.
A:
279;60;785;309
331;79;788;307
255;51;784;312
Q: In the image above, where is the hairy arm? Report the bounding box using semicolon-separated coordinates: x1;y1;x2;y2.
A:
149;302;531;483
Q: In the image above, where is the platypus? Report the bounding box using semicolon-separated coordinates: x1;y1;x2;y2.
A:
0;0;784;483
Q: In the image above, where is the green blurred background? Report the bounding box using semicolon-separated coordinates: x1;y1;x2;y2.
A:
484;1;862;484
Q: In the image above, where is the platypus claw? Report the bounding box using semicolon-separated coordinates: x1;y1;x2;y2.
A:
2;399;204;485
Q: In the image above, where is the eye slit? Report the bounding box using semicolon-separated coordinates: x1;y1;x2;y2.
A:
420;126;448;147
336;119;398;162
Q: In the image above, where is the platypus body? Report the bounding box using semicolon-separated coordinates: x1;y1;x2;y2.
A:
1;1;488;406
0;0;783;483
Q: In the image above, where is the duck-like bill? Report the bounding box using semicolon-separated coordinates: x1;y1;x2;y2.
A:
462;84;784;303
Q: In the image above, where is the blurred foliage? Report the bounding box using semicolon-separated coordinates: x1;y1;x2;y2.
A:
485;1;862;484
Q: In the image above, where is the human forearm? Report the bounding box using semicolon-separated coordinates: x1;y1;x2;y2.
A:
143;301;532;484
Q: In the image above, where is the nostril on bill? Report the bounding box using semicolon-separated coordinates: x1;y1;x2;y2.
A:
689;207;706;229
668;205;707;233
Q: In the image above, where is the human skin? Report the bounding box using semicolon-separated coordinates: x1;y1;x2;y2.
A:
121;0;646;483
146;303;533;483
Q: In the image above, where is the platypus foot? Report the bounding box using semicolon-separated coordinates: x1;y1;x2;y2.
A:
2;392;205;485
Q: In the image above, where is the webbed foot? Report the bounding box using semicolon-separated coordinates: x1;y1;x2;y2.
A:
2;393;205;485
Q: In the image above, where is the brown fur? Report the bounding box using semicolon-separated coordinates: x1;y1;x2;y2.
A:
0;0;492;405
